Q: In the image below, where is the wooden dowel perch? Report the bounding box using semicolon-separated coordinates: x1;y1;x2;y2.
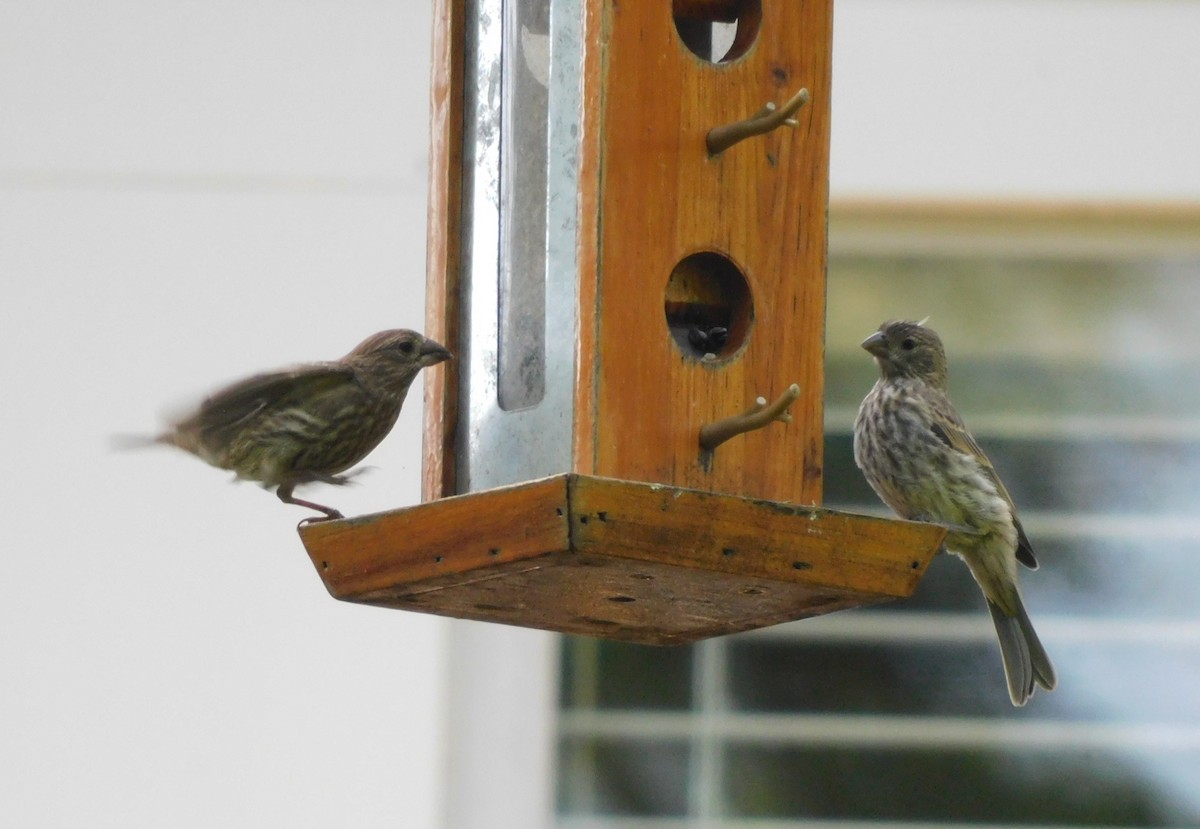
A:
707;88;810;156
700;383;801;452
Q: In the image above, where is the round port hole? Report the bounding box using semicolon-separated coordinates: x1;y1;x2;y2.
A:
673;0;762;64
665;251;753;363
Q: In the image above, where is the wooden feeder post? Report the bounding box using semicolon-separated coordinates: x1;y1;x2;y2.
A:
298;0;945;644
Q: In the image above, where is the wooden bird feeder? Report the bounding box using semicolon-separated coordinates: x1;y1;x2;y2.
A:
298;0;945;643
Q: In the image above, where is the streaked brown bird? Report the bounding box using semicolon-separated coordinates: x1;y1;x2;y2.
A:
853;320;1055;706
143;329;451;520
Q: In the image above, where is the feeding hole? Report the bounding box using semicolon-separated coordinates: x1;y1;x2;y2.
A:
911;560;921;570
673;0;761;63
665;252;753;362
488;548;500;557
740;587;765;596
597;511;608;522
321;560;330;571
792;561;813;571
608;595;637;603
722;547;737;557
434;555;444;564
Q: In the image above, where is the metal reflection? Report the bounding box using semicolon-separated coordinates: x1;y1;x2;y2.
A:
459;0;582;492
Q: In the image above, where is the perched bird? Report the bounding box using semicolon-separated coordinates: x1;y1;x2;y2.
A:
853;320;1055;705
137;329;451;520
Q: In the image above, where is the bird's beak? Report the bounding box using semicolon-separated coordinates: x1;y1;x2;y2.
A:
861;331;889;358
419;339;453;367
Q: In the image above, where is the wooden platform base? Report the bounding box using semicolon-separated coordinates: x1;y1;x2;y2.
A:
297;474;945;645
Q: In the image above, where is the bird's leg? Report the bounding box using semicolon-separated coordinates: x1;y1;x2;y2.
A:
276;483;343;521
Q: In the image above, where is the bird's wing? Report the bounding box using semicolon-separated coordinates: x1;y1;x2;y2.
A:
179;363;356;450
928;396;1039;570
1012;517;1038;570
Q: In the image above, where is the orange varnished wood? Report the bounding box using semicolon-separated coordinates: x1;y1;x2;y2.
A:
585;0;832;503
422;0;466;502
572;0;605;478
298;475;945;645
302;477;569;600
570;476;931;596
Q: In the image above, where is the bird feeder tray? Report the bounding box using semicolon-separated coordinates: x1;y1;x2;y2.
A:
294;0;946;642
297;474;945;645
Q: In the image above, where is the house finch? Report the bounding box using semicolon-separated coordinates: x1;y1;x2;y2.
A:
853;320;1055;706
140;329;451;520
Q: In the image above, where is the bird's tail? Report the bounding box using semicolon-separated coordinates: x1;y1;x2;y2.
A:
988;596;1057;706
110;433;172;451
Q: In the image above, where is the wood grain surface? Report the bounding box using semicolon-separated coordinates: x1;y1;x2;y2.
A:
299;475;943;644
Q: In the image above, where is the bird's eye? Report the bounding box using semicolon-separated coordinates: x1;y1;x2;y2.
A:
397;340;416;355
901;337;916;351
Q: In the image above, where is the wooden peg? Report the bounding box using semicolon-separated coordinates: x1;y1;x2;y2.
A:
700;383;801;453
706;87;810;155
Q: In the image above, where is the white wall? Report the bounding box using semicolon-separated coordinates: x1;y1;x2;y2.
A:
2;2;1198;829
0;2;446;828
831;0;1200;200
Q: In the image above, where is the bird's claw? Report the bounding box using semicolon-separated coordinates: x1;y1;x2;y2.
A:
297;512;342;529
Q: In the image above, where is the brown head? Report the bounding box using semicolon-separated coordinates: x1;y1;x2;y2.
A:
861;320;948;387
347;329;452;364
344;329;453;394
